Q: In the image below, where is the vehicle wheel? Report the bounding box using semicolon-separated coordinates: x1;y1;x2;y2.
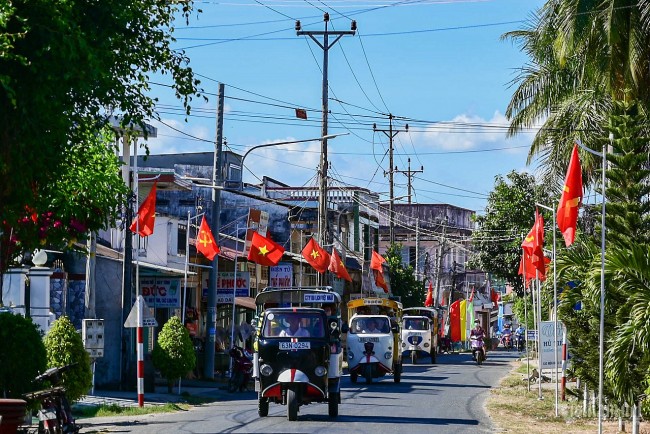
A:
328;392;339;417
477;351;483;366
258;394;269;417
287;388;299;421
364;364;372;384
394;363;401;383
350;372;358;383
411;351;417;365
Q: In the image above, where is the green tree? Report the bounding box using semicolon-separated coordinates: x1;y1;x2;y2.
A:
503;0;650;186
43;316;92;403
0;0;203;271
152;316;196;392
0;312;47;398
384;243;424;308
468;171;551;295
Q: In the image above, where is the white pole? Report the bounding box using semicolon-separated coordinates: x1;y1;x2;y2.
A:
522;252;530;391
179;210;190;395
229;224;240;375
537;273;543;400
597;137;608;433
552;206;558;416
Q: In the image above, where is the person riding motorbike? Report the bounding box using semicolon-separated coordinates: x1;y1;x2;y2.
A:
514;324;526;350
469;320;486;361
501;323;513;348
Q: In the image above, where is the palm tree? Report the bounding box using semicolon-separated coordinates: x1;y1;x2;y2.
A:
503;0;650;186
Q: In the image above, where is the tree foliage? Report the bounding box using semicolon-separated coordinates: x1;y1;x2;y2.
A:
0;0;203;270
385;243;424;308
0;312;47;398
152;316;196;386
43;316;92;403
468;171;550;295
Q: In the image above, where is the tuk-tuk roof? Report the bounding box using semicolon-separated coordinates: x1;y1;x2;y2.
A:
403;307;438;318
255;286;341;308
347;297;402;311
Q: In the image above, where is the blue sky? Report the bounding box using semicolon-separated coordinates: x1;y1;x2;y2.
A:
145;0;546;213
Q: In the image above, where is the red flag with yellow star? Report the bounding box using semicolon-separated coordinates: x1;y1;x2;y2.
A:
328;248;352;282
424;282;433;307
247;231;284;266
196;216;220;260
302;237;330;273
130;181;157;236
557;144;583;246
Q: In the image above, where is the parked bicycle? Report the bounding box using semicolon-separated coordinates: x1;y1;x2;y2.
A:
20;364;79;434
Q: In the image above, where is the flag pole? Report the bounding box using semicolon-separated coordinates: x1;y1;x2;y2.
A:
229;223;240;375
179;210;190;395
522;249;530;392
536;271;543;400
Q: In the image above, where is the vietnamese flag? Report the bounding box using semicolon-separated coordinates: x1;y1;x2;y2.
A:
424;282;433;307
374;269;388;293
196;216;220;260
302;237;330;273
449;300;461;342
247;231;284;266
130;181;157;236
328;249;352;282
370;250;386;272
557;144;583;246
522;210;546;275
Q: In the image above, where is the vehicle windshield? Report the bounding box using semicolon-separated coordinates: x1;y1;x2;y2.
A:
403;318;428;331
349;316;391;335
261;311;325;338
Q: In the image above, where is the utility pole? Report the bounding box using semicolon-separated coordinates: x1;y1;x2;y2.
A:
395;158;423;204
415;217;420;281
296;14;356;247
435;220;447;306
205;82;225;379
374;116;408;244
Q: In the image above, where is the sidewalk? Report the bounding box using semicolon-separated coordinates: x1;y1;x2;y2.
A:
76;378;241;409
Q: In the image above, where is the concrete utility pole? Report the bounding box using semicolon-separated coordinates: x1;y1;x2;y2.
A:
205;82;225;379
374;116;408;244
435;219;447;306
395;158;423;204
296;14;356;247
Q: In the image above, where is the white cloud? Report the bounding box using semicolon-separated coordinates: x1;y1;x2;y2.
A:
411;111;532;152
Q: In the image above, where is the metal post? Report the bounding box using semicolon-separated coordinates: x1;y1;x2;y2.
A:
205;82;225;379
597;137;608;433
537;272;543;400
297;15;355;248
229;226;239;375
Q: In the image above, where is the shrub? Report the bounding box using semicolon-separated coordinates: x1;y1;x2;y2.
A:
0;312;47;398
152;316;196;391
43;316;92;402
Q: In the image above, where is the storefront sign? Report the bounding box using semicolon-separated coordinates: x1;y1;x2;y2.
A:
216;272;250;304
539;321;565;370
140;278;181;308
270;262;292;288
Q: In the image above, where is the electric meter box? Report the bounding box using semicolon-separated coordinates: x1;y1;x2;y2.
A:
82;319;104;358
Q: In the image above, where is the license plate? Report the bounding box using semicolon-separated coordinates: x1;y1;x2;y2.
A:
279;341;311;350
358;337;379;343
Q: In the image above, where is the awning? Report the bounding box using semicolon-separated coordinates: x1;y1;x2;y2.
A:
345;257;362;271
136;261;196;277
235;297;256;310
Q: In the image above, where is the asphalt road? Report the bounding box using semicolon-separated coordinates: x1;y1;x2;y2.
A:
82;349;519;434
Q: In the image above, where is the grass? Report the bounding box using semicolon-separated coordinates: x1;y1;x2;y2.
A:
486;359;650;434
73;402;190;419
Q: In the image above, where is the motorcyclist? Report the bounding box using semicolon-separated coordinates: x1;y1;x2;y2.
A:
469;320;486;360
501;323;513;348
514;324;526;350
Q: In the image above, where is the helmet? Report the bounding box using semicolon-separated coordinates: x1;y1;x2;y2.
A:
474;319;480;325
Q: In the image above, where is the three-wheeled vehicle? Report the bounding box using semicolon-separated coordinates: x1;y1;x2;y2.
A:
346;297;403;384
253;287;343;421
401;307;440;364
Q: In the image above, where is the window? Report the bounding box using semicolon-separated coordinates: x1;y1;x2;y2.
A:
262;312;325;338
178;224;187;256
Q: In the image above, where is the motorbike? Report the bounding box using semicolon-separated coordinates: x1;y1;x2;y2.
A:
515;333;525;351
21;364;79;434
502;334;513;351
470;336;485;366
228;346;253;393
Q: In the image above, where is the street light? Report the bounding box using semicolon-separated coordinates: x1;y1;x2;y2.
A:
576;137;609;434
239;133;349;190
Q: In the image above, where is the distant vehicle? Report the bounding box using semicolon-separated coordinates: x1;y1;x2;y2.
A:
346;297;403;384
402;307;441;364
253;287;343;421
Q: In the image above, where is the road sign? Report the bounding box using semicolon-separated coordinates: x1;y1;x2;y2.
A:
527;330;538;341
539;321;564;370
124;295;158;328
